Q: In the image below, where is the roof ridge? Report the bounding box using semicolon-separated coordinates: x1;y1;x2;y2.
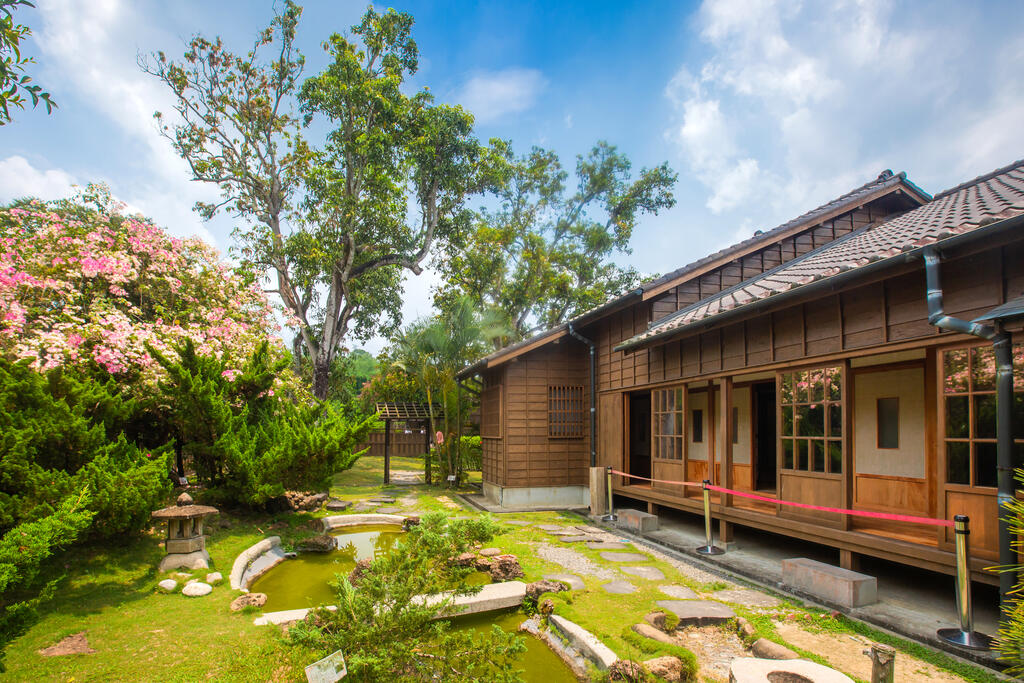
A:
932;158;1024;200
640;169;926;292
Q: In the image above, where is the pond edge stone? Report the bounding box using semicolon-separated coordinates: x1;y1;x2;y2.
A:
229;536;281;590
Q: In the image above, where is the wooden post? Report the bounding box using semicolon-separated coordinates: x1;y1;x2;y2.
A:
383;418;391;485
423;418;432;485
589;466;607;516
719;377;733;508
840;548;860;571
866;642;895;683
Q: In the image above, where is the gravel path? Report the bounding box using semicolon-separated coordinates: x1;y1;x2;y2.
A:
534;542;617;579
634;543;732;585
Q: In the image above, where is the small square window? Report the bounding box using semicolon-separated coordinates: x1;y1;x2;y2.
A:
876;397;899;449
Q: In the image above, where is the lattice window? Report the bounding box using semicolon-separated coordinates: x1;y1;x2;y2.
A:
942;345;1024;486
480;385;502;439
653;386;685;460
548;386;585;439
779;366;843;474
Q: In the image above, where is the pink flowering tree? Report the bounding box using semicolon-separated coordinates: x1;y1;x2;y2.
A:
0;185;289;386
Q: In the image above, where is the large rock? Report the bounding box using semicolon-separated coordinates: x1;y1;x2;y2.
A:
230;592;267;611
479;548;502;557
525;579;570;600
280;491;329;511
632;623;676;646
348;558;372;586
325;499;351;512
402;515;420;531
182;581;212;597
157;579;178;593
609;659;643;681
656;600;735;626
644;611;668;630
487;554;524;582
452;552;476;567
297;534;336;552
644;656;685;682
751;637;798;660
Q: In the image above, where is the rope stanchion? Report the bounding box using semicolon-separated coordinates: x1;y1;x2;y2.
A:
937;515;993;650
602;466;617;522
696;479;724;555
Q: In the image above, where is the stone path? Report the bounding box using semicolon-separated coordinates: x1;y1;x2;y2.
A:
557;535;593;543
620;566;665;581
599;551;649;563
659;584;698;600
543;573;585;590
535;542;616;579
656;600;735;626
537;524;566;531
586;541;628;550
602;580;637;594
711;588;779;608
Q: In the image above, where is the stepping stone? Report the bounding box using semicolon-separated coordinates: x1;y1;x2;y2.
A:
537;524;566;531
558;535;593;543
182;581;213;597
369;497;396;504
206;572;223;585
157;579;177;593
599;552;649;563
326;499;351;511
503;520;532;526
376;507;402;514
548;529;578;536
587;541;628;550
659;584;698;600
712;588;780;608
656;600;735;626
543;573;585;591
601;580;637;594
479;548;502;557
574;525;606;534
353;502;376;511
620;566;665;581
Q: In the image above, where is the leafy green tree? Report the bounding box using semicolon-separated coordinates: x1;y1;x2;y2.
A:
144;5;482;399
0;0;55;125
149;340;377;506
0;490;92;671
438;140;676;342
288;512;525;682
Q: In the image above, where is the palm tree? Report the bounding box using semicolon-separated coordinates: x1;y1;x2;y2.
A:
391;297;505;483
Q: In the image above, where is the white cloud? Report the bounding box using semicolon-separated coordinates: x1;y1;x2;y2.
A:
664;0;1024;224
455;68;546;123
0;156;77;201
34;0;222;245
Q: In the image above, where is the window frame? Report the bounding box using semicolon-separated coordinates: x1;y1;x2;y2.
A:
778;364;844;476
876;396;900;449
547;385;585;440
652;385;686;461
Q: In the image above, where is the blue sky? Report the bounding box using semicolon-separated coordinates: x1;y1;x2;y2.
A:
4;1;1024;353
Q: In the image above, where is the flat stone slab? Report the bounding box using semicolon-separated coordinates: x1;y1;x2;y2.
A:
479;548;502;557
322;513;406;531
617;508;659;533
574;525;606;534
730;657;854;682
417;580;528;618
656;600;735;626
558;535;593;543
620;566;665;581
601;580;637;594
659;584;698;600
587;541;628;550
712;588;780;608
503;520;532;526
537;524;567;531
369;497;396;503
549;615;618;670
375;506;402;514
325;499;351;511
543;573;585;591
781;557;877;608
353;502;376;511
548;529;579;536
599;551;649;563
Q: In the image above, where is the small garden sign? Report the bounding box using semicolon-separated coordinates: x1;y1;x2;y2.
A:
304;650;347;682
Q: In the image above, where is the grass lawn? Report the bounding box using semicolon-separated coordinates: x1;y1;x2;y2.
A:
4;455;1003;682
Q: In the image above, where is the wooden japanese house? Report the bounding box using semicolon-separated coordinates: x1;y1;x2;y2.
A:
457;160;1024;583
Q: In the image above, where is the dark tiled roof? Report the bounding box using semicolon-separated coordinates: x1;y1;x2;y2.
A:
640;170;930;294
617;159;1024;352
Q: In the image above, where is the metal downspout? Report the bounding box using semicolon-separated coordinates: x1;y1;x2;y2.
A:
568;323;597;468
923;248;1015;617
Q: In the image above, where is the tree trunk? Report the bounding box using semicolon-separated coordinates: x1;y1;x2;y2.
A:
313;351;331;400
292;334;304;375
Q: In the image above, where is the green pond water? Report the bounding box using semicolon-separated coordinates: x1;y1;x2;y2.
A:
444;609;578;683
250;525;577;681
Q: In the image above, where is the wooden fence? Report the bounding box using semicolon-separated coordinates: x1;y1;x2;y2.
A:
356;429;431;459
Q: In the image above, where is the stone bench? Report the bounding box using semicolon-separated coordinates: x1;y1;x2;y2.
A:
617;508;659;533
781;558;877;608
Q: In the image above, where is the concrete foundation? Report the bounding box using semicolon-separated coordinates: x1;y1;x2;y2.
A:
482;482;589;509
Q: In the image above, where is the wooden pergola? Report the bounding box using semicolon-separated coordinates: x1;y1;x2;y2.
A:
374;402;444;485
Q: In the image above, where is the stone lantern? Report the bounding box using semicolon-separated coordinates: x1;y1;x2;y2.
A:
151;492;218;572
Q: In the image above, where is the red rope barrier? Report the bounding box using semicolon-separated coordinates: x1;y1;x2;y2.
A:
609;469;953;527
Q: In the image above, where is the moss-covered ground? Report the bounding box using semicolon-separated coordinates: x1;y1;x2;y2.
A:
2;458;1003;682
